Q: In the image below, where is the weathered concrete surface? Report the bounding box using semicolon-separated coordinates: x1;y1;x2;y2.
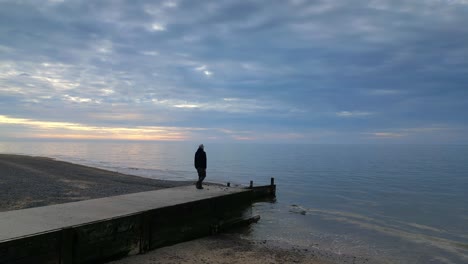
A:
0;185;246;242
248;185;276;200
0;185;253;264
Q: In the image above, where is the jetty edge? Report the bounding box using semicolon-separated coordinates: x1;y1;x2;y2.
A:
0;180;276;264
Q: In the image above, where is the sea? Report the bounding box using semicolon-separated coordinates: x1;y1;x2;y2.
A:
0;141;467;264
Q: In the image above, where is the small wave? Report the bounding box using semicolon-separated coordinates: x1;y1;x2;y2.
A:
290;204;307;215
287;204;468;262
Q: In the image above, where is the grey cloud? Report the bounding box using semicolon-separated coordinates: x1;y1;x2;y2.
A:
1;0;467;142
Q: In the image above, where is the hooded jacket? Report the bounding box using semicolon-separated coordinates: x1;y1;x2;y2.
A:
194;147;207;169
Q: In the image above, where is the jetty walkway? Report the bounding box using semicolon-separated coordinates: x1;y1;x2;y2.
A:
0;185;265;264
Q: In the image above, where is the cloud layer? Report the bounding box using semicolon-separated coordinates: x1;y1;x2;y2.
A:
1;0;467;143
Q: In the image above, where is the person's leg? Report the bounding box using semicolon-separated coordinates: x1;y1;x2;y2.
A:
196;168;203;189
197;179;203;189
199;169;206;188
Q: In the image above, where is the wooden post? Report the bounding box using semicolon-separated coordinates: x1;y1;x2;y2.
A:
271;177;275;186
249;181;253;188
227;182;230;187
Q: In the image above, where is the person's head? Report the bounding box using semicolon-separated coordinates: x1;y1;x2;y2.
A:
199;144;204;150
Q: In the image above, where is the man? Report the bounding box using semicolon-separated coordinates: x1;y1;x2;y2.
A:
194;144;207;189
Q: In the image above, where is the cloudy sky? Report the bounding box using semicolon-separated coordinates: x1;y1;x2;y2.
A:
1;0;467;143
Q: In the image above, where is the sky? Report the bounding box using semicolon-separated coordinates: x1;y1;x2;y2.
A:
0;0;467;143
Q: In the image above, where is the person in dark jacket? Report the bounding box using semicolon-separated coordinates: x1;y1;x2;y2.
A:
194;144;207;189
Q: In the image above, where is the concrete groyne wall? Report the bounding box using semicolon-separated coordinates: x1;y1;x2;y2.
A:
0;186;254;264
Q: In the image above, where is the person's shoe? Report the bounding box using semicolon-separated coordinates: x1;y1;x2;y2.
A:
197;186;204;189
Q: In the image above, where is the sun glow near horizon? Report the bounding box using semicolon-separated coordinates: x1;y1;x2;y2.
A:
0;115;187;141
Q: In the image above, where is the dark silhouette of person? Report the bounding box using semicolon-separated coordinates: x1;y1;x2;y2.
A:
194;144;207;189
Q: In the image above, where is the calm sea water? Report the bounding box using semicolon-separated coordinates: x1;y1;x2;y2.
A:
1;142;467;263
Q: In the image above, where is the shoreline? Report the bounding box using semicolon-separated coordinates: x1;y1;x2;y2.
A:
0;154;368;264
0;154;192;212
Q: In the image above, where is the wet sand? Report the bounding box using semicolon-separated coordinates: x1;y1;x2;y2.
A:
108;234;340;264
0;154;365;264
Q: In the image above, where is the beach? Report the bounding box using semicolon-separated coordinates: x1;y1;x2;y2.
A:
0;154;190;211
108;234;342;264
0;154;369;264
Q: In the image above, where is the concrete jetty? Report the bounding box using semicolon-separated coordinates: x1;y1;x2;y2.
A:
0;185;260;264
